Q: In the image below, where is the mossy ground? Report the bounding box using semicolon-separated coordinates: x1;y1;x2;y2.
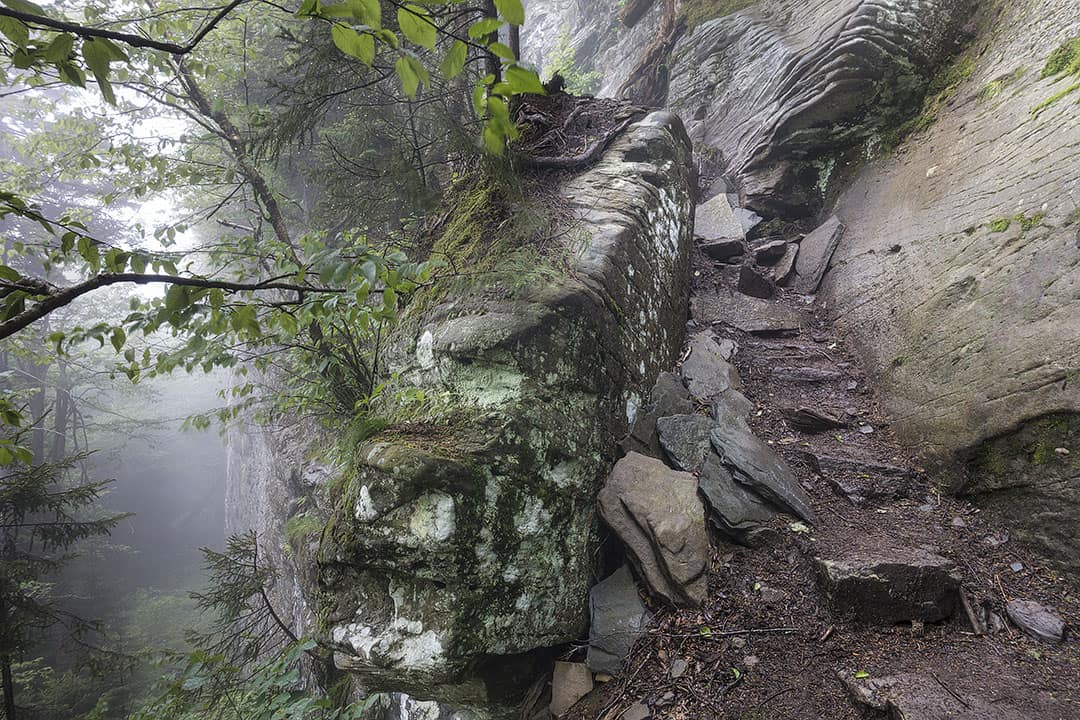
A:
1032;36;1080;116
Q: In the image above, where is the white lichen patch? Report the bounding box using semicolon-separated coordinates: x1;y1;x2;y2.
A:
514;495;551;536
415;329;436;370
408;492;455;542
332;620;445;670
625;392;641;426
448;364;523;407
354;485;379;521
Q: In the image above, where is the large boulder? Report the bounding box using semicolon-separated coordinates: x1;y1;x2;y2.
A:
228;112;695;717
597;452;710;608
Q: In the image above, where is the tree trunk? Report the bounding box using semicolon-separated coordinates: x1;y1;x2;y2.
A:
1;652;14;720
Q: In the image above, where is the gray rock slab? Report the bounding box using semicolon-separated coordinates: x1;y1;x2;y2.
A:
709;421;817;524
773;243;798;286
794;215;845;293
710;389;754;425
801;451;918;503
698;454;775;541
598;453;709;607
550;661;593;717
587;565;653;675
733;207;763;235
657;414;714;473
737;262;776;299
815;547;960;624
781;407;847;432
620;372;693;458
680;332;743;400
691;292;807;335
700;238;745;262
839;670;1042;720
1006;600;1066;643
771;366;842;383
694;194;745;241
753;239;788;265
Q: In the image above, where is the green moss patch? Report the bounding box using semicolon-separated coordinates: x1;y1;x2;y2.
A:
680;0;757;30
1032;37;1080;116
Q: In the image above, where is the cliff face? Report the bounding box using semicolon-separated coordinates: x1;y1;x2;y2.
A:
524;0;1080;581
228;111;696;716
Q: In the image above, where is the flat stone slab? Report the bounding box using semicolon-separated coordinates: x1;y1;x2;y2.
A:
771;366;842;382
700;238;745;262
801;451;918;503
839;670;1041;720
598;453;709;608
550;661;593;717
815;547;960;624
781;407;847;432
657;414;715;473
753;238;788;264
691;292;807;335
694;193;745;241
794;215;845;293
738;262;776;298
587;565;653;675
710;420;817;524
1006;599;1066;643
680;332;743;400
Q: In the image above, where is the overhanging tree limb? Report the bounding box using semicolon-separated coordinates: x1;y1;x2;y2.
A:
0;273;346;342
0;0;248;55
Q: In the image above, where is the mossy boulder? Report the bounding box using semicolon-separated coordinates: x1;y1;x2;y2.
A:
317;111;695;715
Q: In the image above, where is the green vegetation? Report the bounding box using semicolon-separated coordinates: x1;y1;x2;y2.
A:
976;67;1025;102
989;218;1011;232
546;30;603;95
882;55;976;149
680;0;757;30
1032;37;1080;116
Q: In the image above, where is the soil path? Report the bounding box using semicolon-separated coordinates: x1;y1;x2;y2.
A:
566;210;1080;719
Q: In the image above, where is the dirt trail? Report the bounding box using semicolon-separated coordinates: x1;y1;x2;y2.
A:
566;230;1080;719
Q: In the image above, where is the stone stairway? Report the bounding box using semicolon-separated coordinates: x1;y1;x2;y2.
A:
549;191;1078;720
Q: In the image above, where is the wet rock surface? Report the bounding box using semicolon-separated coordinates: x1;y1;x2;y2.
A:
598;452;710;608
679;332;741;400
814;547;961;624
620;371;694;459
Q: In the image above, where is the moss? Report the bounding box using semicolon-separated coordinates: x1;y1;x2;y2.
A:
989;218;1010;233
1041;37;1080;79
1065;208;1080;227
285;512;323;545
881;55;976;149
1015;211;1045;233
680;0;757;30
1032;37;1080;115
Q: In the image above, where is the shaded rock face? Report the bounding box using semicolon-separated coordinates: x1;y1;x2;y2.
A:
958;415;1080;583
587;565;653;674
817;1;1080;581
839;670;1039;720
315;113;695;714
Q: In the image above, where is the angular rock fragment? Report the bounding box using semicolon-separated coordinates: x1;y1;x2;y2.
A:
680;332;742;400
781;406;847;432
815;547;960;624
752;238;788;264
1006;600;1066;644
587;565;652;675
698;454;775;543
801;451;917;503
710;389;754;425
598;453;709;607
710;419;817;524
839;670;1034;720
694;193;745;241
700;238;745;262
657;414;714;473
773;243;798;286
794;215;845;293
733;207;762;235
738;262;776;299
620;372;693;458
550;662;593;717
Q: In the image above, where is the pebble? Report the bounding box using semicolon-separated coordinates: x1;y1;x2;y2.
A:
846;380;858;391
1006;599;1066;643
951;517;967;528
731;636;747;649
1009;561;1024;573
858;424;874;434
670;658;688;678
623;701;650;720
743;655;759;667
984;531;1009;547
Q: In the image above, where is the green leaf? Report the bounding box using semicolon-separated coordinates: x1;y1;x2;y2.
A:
1;0;46;15
494;0;524;25
164;284;189;313
472;84;486;117
482;123;504;155
58;62;85;87
0;16;28;48
855;671;870;679
110;327;125;352
505;64;545;95
397;5;435;49
295;0;320;16
331;24;375;65
82;38;121;104
467;17;502;39
0;447;12;466
489;41;515;60
130;253;146;274
0;265;20;282
440;39;467;79
395;55;419;97
350;0;381;27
